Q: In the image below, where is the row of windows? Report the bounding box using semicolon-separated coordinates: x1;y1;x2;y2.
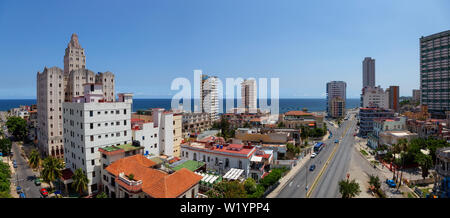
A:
89;109;127;117
421;44;450;52
421;67;450;73
421;55;450;63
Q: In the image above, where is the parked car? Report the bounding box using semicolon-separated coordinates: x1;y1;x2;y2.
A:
309;164;316;171
34;178;41;186
16;186;22;194
386;179;396;188
334;139;339;143
19;192;26;198
40;188;49;197
13;163;17;168
310;153;317;158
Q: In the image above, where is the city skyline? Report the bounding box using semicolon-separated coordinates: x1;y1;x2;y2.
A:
0;0;450;99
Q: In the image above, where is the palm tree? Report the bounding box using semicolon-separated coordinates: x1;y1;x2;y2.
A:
28;149;41;174
338;179;361;198
72;168;89;196
368;175;381;193
41;157;64;190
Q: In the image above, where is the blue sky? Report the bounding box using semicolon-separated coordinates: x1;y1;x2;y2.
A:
0;0;449;99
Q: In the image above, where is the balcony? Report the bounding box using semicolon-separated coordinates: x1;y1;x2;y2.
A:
116;172;143;193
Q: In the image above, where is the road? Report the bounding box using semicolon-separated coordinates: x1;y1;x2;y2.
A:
277;110;358;198
10;137;42;198
310;113;357;197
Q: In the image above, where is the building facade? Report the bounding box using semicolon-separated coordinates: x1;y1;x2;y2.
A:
37;67;65;158
359;107;395;137
200;75;219;121
63;84;133;194
387;86;400;112
182;112;212;138
326;81;346;117
241;79;257;114
363;57;376;88
413;89;421;104
420;30;450;118
330;96;345;118
361;86;389;109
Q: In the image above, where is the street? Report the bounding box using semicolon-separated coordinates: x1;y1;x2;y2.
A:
10;138;42;198
276;111;356;198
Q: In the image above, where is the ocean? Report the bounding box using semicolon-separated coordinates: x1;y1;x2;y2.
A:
0;98;360;114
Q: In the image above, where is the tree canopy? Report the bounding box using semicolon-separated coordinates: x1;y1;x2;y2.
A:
6;116;28;140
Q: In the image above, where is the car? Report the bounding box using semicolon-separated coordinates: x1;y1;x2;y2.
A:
309;165;316;171
310;153;317;158
13;159;16;164
386;179;396;188
353;133;356;137
34;178;41;186
19;192;26;198
40;188;49;197
13;163;17;168
16;186;22;194
334;139;339;143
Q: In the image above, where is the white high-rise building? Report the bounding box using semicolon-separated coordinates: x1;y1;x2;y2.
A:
241;79;257;113
201;75;219;121
63;83;133;193
131;109;179;157
361;86;389;109
37;67;65;157
363;57;375;88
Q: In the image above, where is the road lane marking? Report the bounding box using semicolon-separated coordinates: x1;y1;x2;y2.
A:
306;122;352;198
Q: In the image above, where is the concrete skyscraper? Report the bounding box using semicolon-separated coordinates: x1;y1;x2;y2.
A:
200;74;219;121
420;30;450;118
37;67;65;157
241;79;257;113
326;81;346;118
363;57;376;88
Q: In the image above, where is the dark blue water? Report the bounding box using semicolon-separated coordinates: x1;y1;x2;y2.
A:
0;98;360;114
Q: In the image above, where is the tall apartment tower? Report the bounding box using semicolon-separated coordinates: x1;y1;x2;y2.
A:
387;86;400;112
420;30;450;118
201;75;219;121
64;33;86;102
37;67;65;157
326;81;346;117
241;79;257;114
363;57;376;88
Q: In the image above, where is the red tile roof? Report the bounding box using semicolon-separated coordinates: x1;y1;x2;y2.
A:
285;111;313;116
105;155;202;198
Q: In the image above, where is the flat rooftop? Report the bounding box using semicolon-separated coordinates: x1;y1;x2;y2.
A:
171;160;205;172
101;143;143;152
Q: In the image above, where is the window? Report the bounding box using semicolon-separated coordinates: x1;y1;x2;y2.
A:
91;160;95;165
90;123;93;129
90;136;94;141
90;111;93;117
124;120;127;125
123;109;127;114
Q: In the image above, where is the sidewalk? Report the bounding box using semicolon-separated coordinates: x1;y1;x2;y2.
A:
266;154;311;198
353;137;419;198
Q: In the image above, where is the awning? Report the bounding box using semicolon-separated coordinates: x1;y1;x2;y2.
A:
250;156;263;162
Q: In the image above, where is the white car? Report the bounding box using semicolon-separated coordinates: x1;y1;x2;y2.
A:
311;153;317;158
